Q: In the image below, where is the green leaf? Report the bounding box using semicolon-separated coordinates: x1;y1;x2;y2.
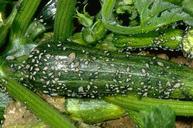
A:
121;104;175;128
135;0;184;27
68;32;87;46
82;19;107;44
102;0;193;34
141;105;175;128
76;6;94;27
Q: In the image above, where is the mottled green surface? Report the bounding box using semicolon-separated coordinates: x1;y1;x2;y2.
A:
13;41;193;99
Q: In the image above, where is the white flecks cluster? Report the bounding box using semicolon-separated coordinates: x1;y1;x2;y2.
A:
8;41;186;99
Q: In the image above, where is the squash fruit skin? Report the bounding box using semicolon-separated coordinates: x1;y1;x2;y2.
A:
9;41;193;99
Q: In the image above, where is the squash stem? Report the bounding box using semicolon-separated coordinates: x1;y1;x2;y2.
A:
4;0;41;57
54;0;76;41
10;0;41;40
105;94;193;116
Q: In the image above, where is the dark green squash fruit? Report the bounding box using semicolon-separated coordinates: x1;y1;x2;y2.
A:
4;41;193;99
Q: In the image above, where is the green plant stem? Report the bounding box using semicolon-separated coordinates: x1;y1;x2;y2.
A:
113;29;183;50
5;0;41;57
10;0;41;39
0;63;76;128
105;94;193;116
54;0;76;41
101;0;116;21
